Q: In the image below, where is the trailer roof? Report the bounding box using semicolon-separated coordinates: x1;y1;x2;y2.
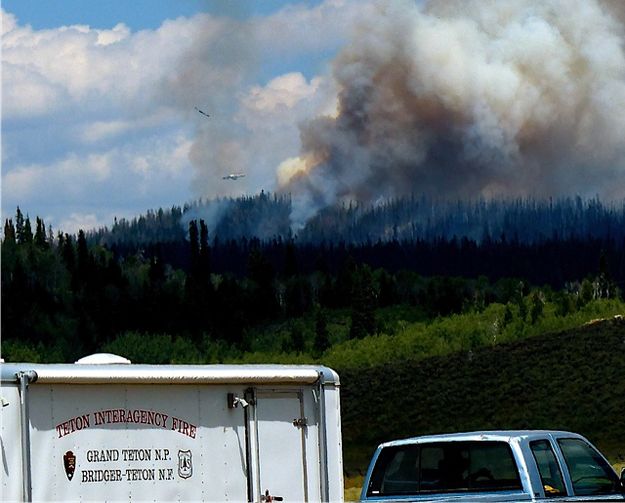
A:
0;361;339;385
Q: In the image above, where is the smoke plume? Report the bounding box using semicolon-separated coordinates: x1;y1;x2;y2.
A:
279;0;625;227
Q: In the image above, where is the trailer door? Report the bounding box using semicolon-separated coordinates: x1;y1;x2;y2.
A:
254;390;313;502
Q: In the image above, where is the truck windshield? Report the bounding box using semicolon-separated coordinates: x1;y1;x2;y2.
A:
558;438;621;496
366;441;522;497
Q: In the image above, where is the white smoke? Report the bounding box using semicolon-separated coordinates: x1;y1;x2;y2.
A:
279;0;625;227
162;1;369;207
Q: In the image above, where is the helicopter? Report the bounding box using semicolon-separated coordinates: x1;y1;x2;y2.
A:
222;173;246;180
194;107;210;118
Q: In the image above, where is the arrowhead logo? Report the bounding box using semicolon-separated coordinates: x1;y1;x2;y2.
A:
63;451;76;481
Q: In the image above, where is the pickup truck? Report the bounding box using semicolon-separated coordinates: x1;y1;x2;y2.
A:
360;430;625;502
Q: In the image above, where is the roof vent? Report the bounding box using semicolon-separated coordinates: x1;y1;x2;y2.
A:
75;353;132;365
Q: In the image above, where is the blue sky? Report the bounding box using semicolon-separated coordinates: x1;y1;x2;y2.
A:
3;0;624;235
1;0;356;233
3;0;208;30
2;0;320;30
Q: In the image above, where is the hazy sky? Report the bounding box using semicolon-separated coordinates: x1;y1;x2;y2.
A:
3;0;624;234
1;0;356;233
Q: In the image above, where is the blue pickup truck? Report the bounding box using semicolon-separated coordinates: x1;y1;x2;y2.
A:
360;431;625;502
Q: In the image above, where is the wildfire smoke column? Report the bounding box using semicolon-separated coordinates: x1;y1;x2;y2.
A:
278;0;625;228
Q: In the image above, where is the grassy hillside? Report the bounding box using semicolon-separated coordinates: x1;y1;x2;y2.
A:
338;316;625;475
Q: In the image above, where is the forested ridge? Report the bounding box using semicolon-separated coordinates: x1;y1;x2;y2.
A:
93;192;625;246
2;197;625;473
2;195;623;363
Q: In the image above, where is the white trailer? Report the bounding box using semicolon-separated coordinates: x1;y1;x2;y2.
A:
0;354;343;502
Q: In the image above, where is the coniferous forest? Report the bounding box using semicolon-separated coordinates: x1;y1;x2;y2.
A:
2;194;625;471
2;194;624;362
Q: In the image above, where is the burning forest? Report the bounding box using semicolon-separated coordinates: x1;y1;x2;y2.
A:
274;0;625;227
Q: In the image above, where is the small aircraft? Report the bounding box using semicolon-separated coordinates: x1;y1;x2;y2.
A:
222;173;246;180
194;107;210;118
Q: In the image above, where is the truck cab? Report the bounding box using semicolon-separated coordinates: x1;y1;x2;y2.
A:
361;430;625;502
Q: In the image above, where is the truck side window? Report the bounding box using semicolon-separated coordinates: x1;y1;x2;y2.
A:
421;442;521;493
467;442;521;491
530;440;567;497
558;438;620;496
423;444;469;491
368;441;522;497
366;445;419;497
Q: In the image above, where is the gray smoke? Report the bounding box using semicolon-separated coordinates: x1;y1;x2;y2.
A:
279;0;625;227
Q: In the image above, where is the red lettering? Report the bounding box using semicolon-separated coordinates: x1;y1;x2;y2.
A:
56;409;180;437
55;414;91;438
94;410;105;425
171;416;197;438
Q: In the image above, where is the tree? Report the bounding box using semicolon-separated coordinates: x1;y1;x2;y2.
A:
597;250;615;299
349;265;377;339
290;322;305;353
518;297;528;322
376;269;397;307
61;234;76;271
529;290;544;324
184;219;206;340
15;207;24;243
3;219;16;244
47;225;55;247
313;307;330;355
213;276;246;346
514;281;528;321
188;220;200;268
334;255;357;308
502;303;514;327
554;292;575;317
283;242;298;278
34;217;48;248
22;215;33;244
199;219;211;285
148;255;166;285
76;230;90;281
579;279;594;307
247;247;278;321
284;276;312;317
